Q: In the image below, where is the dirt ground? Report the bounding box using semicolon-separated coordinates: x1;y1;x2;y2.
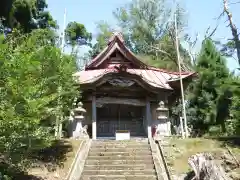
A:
27;139;82;180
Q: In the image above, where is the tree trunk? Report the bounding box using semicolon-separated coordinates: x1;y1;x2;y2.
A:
188;153;230;180
223;0;240;66
221;122;226;133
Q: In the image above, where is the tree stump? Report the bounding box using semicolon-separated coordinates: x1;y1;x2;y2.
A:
188;153;231;180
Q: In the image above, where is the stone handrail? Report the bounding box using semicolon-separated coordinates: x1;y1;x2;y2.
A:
66;139;92;180
65;140;84;180
149;138;164;180
149;138;171;180
155;140;172;180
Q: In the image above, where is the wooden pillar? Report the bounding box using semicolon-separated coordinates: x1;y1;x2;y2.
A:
92;95;97;140
146;97;152;139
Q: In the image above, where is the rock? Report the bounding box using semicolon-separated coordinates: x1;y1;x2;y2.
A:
172;173;187;180
188;153;231;180
229;169;240;180
53;172;59;178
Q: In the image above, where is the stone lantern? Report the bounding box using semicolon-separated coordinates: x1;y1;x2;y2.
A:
156;101;169;120
155;101;171;137
73;101;86;138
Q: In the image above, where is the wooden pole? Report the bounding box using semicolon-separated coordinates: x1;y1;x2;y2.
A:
174;14;188;138
61;8;67;52
55;8;67;138
180;117;185;139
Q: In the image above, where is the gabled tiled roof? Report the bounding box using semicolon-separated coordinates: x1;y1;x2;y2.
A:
85;32;148;70
73;68;195;90
74;32;195;90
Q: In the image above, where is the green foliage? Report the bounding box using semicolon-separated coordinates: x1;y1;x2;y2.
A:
0;0;57;33
89;0;192;71
65;21;92;47
0;29;77;174
88;22;113;57
113;0;191;70
228;76;240;135
187;38;240;136
206;125;223;137
218;40;236;57
114;0;168;53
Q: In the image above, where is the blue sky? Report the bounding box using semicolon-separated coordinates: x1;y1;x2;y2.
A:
47;0;240;71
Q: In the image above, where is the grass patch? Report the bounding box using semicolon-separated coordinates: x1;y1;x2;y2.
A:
161;137;240;177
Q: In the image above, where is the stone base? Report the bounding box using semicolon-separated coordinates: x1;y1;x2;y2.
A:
155;121;171;136
73;131;89;139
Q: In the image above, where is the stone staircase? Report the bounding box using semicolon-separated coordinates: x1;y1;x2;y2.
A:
80;139;159;180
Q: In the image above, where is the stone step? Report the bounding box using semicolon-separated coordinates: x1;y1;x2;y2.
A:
91;144;149;149
87;155;153;160
82;169;156;176
85;159;154;165
90;147;151;152
80;175;158;180
81;140;158;180
93;139;148;142
88;151;152;156
93;141;149;145
83;164;155;171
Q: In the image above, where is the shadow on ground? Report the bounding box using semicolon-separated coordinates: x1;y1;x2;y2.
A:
207;136;240;147
31;139;73;170
0;161;43;180
1;139;73;180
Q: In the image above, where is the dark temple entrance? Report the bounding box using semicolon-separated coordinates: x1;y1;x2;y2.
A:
97;104;145;137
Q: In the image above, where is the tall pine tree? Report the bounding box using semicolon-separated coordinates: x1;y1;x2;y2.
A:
227;76;240;135
188;39;230;135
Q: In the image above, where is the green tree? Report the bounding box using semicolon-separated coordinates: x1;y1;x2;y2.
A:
187;39;230;135
0;0;57;33
227;76;240;135
0;29;77;175
65;21;92;52
89;0;192;71
88;21;113;58
113;0;191;70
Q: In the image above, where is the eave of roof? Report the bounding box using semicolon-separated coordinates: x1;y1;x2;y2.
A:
73;67;195;91
79;31;196;91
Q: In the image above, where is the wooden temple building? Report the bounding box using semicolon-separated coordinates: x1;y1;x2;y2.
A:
72;32;195;140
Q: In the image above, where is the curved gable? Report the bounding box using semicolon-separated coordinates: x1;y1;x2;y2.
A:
85;32;148;70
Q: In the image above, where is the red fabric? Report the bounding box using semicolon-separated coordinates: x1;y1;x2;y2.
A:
152;126;156;137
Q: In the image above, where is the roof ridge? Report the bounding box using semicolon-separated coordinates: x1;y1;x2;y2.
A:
147;66;194;75
107;31;124;45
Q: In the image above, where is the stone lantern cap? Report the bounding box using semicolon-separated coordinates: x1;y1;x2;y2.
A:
74;102;86;113
156;101;168;111
74;102;86;120
156;101;168;120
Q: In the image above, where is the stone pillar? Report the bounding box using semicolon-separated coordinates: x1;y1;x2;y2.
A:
92;95;97;140
146;97;152;139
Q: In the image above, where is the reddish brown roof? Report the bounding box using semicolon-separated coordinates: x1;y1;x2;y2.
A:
85;32;148;70
74;32;195;90
73;68;195;90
